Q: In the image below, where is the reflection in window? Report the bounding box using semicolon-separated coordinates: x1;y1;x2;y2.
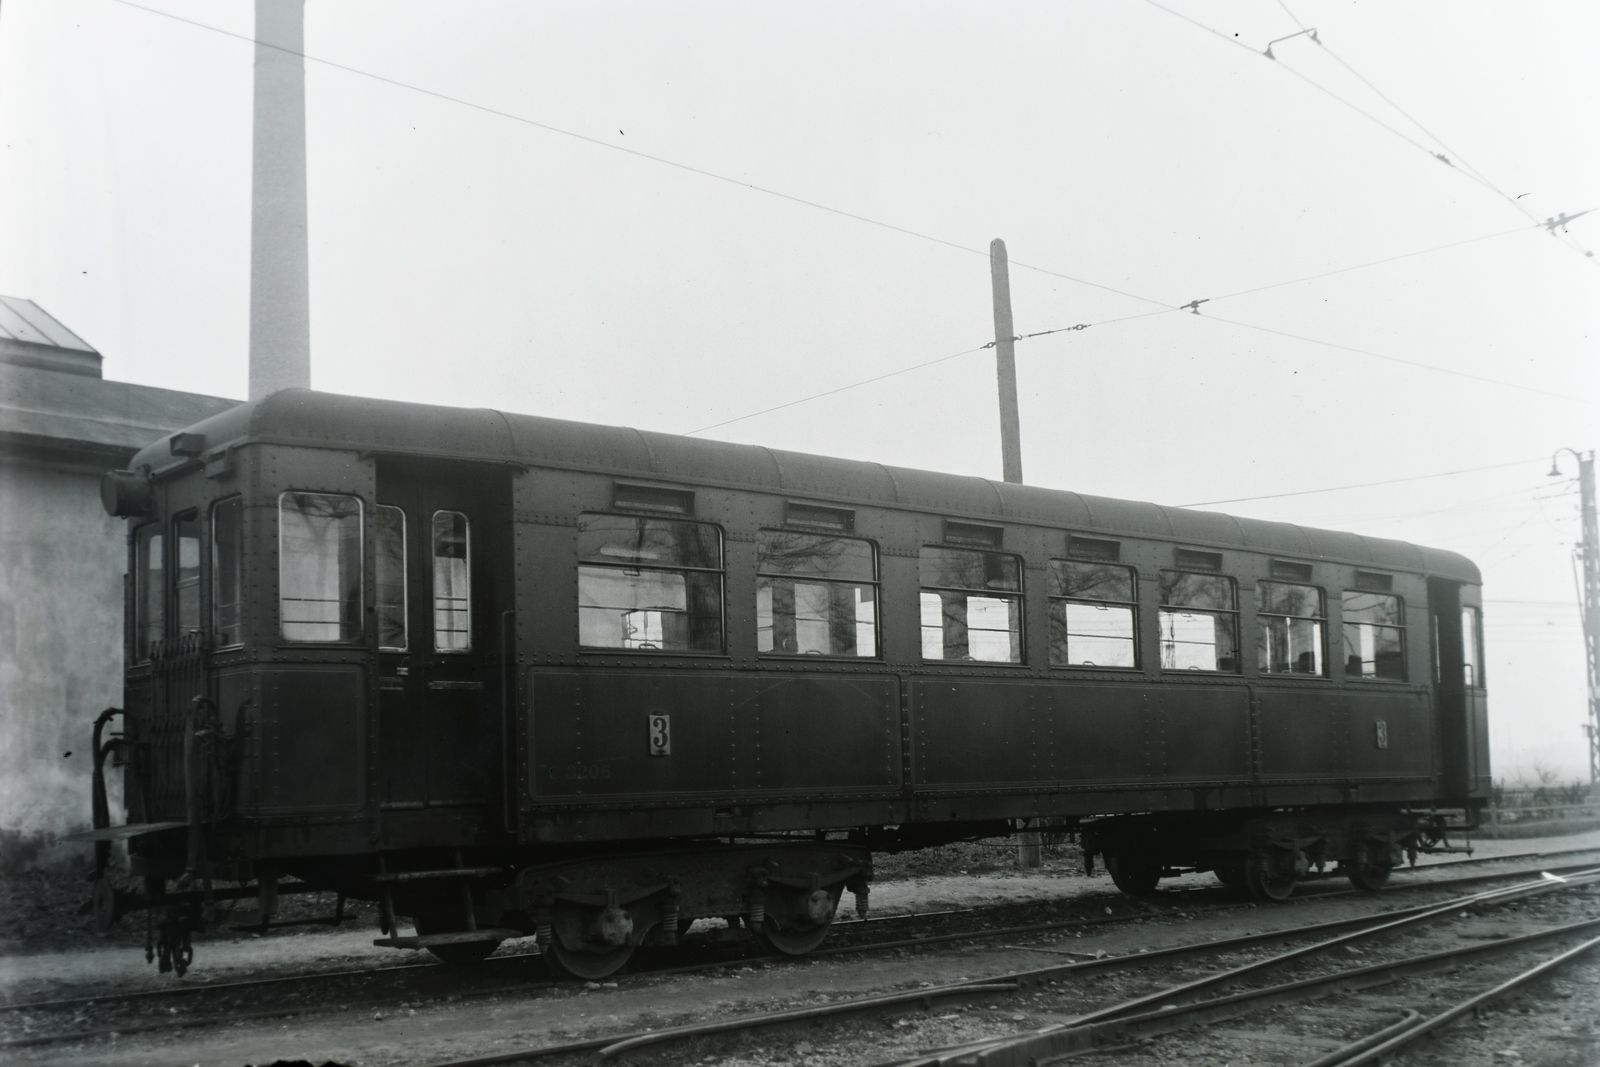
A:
1462;605;1483;687
433;511;471;651
1048;561;1137;668
212;498;242;647
136;525;163;660
375;505;407;652
577;514;723;652
1159;571;1238;672
756;531;877;657
174;513;201;638
279;492;363;642
1343;591;1405;680
1257;580;1325;675
919;546;1023;663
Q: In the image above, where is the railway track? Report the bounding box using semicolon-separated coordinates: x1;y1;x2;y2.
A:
5;857;1597;1061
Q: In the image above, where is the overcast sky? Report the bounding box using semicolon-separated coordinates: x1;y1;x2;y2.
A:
3;1;1596;780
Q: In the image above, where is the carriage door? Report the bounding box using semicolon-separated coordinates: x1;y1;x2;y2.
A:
376;461;511;811
1427;577;1476;800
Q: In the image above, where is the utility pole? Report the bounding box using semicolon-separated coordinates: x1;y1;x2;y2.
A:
990;239;1024;485
1553;449;1599;784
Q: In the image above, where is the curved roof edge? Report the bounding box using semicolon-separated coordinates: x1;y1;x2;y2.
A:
129;389;1483;583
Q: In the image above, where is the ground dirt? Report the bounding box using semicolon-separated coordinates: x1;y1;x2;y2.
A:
2;829;1597;1067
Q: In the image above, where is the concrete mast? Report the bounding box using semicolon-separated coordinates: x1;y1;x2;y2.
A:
248;0;311;400
989;239;1024;485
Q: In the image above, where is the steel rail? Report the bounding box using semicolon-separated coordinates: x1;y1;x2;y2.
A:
906;915;1600;1066
396;868;1600;1067
4;854;1597;1032
1306;931;1600;1067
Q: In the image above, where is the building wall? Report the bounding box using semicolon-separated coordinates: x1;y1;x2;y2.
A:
0;454;126;847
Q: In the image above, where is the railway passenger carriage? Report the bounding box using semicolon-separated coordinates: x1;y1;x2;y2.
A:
87;389;1490;977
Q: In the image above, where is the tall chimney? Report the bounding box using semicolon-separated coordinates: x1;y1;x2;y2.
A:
248;0;311;400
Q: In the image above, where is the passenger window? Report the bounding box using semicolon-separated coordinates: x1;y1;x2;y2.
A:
1048;561;1137;668
174;513;201;639
1461;605;1483;687
432;511;471;652
375;505;408;652
1257;580;1325;676
577;513;724;652
919;546;1023;663
1159;571;1238;672
135;524;164;660
756;531;877;657
1342;591;1405;680
212;498;243;647
278;492;363;642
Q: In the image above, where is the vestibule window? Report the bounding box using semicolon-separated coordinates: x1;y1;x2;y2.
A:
919;546;1023;663
1159;571;1238;672
1462;605;1483;687
135;524;164;661
756;531;877;657
174;513;201;639
577;514;724;652
1048;561;1137;668
279;492;363;642
212;498;243;647
1343;591;1405;680
1257;580;1325;675
375;505;408;652
432;511;471;652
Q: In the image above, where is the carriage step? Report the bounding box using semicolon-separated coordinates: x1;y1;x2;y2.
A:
373;928;523;950
371;866;506;882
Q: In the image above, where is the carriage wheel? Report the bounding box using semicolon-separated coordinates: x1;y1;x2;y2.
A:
753;915;834;956
1245;851;1298;902
543;939;635;979
1345;860;1392;892
1106;852;1162;895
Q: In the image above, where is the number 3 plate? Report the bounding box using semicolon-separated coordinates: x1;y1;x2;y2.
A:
648;714;671;756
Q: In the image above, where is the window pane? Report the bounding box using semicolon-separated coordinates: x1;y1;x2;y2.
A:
1160;571;1235;611
1344;624;1405;679
1159;609;1238;672
375;505;407;652
432;511;471;652
136;525;163;660
577;514;721;569
1049;600;1136;667
919;546;1020;592
1048;561;1134;602
279;492;362;642
1462;605;1482;686
920;588;1021;662
212;498;242;647
1259;580;1323;618
579;565;722;651
174;515;201;638
1258;615;1324;675
757;576;877;657
1342;591;1402;626
757;531;875;581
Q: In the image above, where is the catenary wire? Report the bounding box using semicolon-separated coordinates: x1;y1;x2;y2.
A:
111;0;1597;428
1175;457;1547;507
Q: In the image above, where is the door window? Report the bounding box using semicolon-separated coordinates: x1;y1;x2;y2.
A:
174;513;202;640
279;492;363;642
432;511;472;652
375;505;408;652
135;524;164;661
212;497;243;647
1462;605;1483;687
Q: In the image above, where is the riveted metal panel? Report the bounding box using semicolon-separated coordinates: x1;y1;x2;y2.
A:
258;666;364;813
1256;687;1346;781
